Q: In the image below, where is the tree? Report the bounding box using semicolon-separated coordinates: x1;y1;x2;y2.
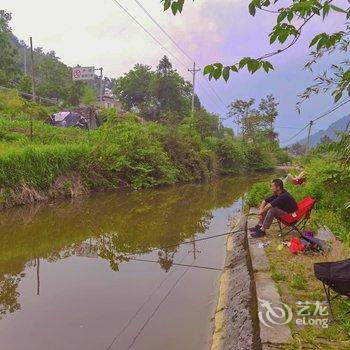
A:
114;58;196;121
161;0;350;104
151;57;193;117
0;11;19;86
81;85;96;106
227;98;256;139
227;95;279;143
259;94;279;130
157;55;173;75
36;54;72;100
114;64;156;116
320;135;332;144
287;142;306;156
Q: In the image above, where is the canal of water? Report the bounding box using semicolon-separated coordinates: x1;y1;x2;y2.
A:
0;175;272;350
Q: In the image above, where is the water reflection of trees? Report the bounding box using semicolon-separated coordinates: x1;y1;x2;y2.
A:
0;274;21;320
0;176;264;319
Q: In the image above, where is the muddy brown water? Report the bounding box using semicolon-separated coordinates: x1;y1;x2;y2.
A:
0;175;273;350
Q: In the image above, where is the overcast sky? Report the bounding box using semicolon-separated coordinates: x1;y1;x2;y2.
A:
2;0;349;143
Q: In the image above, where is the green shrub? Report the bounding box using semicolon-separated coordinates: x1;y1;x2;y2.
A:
246;181;271;207
243;143;276;170
93;120;177;189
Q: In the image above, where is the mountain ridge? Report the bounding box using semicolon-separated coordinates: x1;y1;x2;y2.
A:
292;114;350;147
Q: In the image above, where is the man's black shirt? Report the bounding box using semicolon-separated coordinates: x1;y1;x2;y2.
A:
265;190;298;214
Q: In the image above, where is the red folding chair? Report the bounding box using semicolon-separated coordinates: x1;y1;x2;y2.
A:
277;196;316;236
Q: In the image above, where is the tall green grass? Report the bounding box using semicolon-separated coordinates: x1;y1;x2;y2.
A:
0;143;90;190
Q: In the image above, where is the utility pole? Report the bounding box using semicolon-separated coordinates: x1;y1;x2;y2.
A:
99;67;103;103
306;120;314;154
188;62;201;118
24;47;27;75
29;37;36;139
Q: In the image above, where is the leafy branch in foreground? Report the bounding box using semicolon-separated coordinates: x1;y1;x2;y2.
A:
162;0;350;102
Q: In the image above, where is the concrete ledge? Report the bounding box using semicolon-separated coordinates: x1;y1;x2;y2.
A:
211;215;261;350
247;208;292;348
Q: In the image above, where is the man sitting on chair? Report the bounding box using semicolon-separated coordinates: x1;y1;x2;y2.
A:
250;178;298;238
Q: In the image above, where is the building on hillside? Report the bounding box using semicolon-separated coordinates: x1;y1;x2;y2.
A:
94;90;123;111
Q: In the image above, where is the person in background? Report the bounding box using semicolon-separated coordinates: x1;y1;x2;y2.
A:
283;166;306;185
250;178;298;238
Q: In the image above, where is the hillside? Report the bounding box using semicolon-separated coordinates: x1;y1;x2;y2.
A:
294;114;350;147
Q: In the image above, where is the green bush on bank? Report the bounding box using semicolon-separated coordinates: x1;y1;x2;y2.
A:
0;90;279;195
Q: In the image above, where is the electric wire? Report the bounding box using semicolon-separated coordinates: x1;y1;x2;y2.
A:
120;0;228;113
133;0;194;63
280;98;350;145
111;0;188;70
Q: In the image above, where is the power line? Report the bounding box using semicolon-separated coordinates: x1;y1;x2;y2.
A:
274;125;305;130
201;77;227;108
280;124;310;145
133;0;194;63
131;0;228;113
111;0;188;70
281;97;350;145
312;98;350;123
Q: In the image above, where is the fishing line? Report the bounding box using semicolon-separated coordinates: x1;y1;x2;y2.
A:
106;251;191;350
126;256;196;350
130;257;221;271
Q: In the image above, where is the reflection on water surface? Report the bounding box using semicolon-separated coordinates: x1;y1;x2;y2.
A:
0;175;270;350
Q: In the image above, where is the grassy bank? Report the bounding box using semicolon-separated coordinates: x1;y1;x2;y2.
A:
246;137;350;348
0;90;290;208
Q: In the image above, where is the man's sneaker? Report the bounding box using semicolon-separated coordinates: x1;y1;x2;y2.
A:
250;229;266;238
249;224;262;233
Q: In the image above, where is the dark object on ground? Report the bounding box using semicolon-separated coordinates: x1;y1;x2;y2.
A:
277;196;316;236
48;107;98;129
250;229;266;239
249;224;261;233
314;259;350;320
301;234;331;253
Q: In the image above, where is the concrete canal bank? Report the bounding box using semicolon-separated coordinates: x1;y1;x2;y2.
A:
211;210;292;350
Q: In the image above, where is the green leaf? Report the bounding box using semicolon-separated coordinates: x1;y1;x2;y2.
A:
262;61;274;73
249;2;256;16
213;67;223;80
330;4;347;14
171;2;180;15
309;33;323;48
239;57;250;69
230;65;238;73
322;3;330;19
163;0;171;11
203;65;214;76
277;11;287;23
222;66;230;82
334;91;343;102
